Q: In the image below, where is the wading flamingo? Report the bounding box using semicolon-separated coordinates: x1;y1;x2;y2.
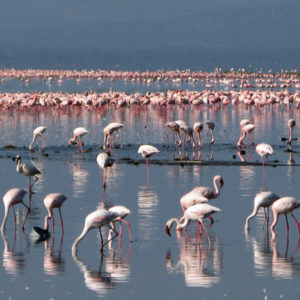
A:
193;122;203;148
72;208;119;255
96;152;114;188
166;203;221;242
270;196;300;240
256;143;274;166
180;175;224;224
205;121;215;145
238;123;255;147
138;144;160;183
15;155;41;194
287;119;296;145
165;121;182;147
29;126;47;153
43;193;67;234
244;191;279;231
107;205;132;242
103;122;124;150
1;188;29;232
68;127;88;154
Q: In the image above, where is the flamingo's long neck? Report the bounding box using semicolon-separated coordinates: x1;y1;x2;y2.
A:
270;210;279;239
72;225;91;255
29;134;38;150
1;206;9;232
245;205;259;230
238;131;246;146
196;131;202;147
168;217;189;230
213;178;221;197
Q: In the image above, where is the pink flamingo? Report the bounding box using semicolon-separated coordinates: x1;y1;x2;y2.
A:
29;126;47;153
96;152;114;188
165;121;182;147
256;143;274;166
244;191;279;231
287;119;296;145
68;127;88;154
15;155;41;194
138;144;160;183
165;203;221;242
1;188;29;232
193;122;203;148
180;175;224;223
103;122;124;150
43;193;67;234
205;121;215;145
238;123;255;147
72;208;119;255
270;196;300;240
107;205;132;242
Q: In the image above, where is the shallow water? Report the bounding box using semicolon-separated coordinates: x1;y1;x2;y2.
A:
0;100;300;299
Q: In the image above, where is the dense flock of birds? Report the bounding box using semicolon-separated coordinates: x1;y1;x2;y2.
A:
1;115;299;255
0;69;299;109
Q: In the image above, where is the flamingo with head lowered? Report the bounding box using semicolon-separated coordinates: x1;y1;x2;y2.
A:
1;188;30;232
179;175;224;224
29;126;47;153
166;203;221;242
68;127;88;154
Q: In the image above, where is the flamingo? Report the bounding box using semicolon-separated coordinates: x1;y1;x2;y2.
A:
175;120;196;148
287;119;296;145
68;127;88;154
138;145;160;166
270;197;300;240
180;175;224;223
103;122;124;150
72;208;119;255
96;152;114;188
238;123;256;147
205;121;215;144
165;121;182;147
29;126;47;153
256;143;274;166
1;188;29;232
43;193;67;234
107;205;132;242
193;122;203;148
244;191;279;231
165;203;221;242
15;155;41;194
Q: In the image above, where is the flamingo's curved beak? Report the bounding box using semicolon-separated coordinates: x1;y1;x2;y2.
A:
165;226;171;236
220;178;224;188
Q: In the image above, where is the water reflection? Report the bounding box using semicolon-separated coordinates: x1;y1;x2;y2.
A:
137;187;159;241
68;160;89;198
240;166;256;197
245;232;300;279
1;232;27;279
72;247;131;297
166;232;222;287
43;236;65;276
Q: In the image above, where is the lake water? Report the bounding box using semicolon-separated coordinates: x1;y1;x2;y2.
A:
0;81;300;299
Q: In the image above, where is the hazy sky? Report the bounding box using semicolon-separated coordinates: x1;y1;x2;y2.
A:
0;0;299;71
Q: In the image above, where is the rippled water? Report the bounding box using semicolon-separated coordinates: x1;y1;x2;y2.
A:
0;84;300;299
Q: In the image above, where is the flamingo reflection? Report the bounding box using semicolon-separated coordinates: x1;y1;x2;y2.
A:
137;187;159;241
245;231;300;279
1;232;27;278
72;252;117;297
166;232;222;287
68;160;89;198
43;236;65;276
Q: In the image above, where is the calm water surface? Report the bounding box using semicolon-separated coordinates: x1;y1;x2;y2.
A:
0;93;300;299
